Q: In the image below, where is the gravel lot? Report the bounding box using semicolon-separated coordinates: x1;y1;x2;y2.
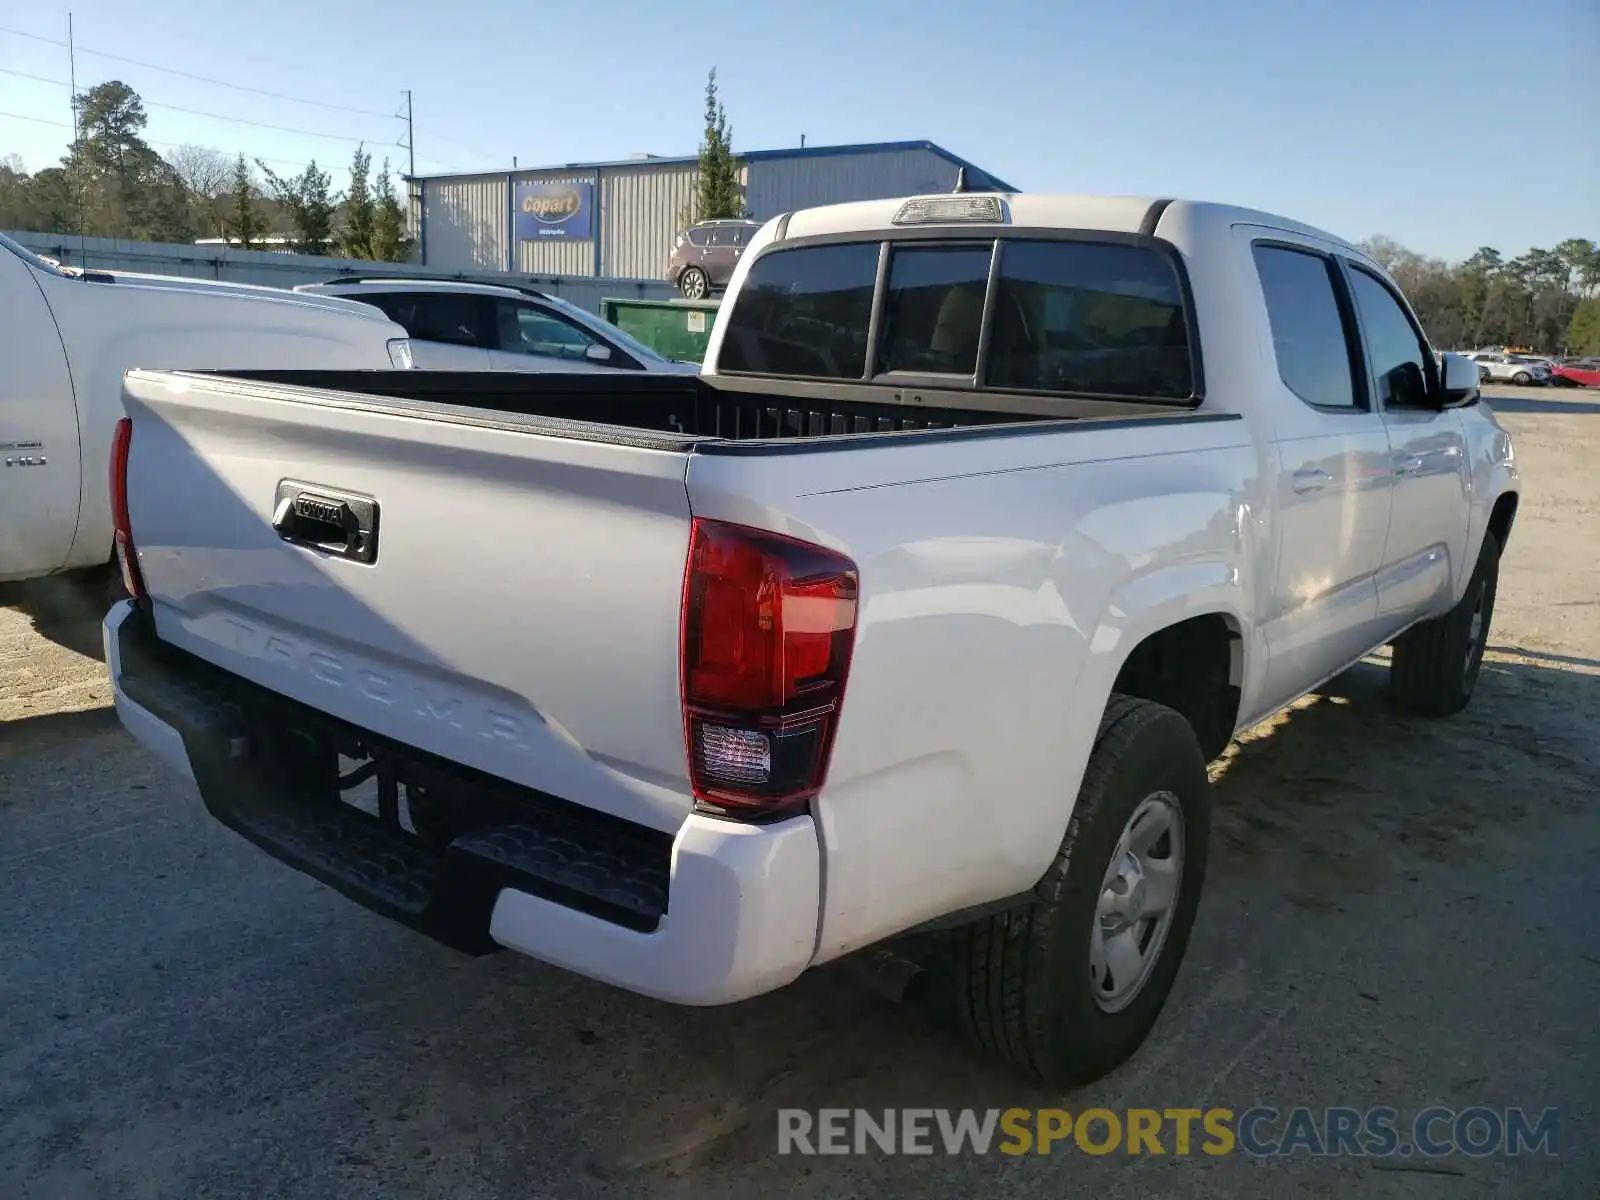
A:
3;384;1596;1199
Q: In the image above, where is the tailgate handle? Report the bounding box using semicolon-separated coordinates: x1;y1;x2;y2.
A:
272;481;379;564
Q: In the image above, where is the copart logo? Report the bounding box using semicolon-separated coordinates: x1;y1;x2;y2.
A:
521;186;583;223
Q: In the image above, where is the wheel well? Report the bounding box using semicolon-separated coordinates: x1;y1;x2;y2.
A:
1488;492;1518;550
1112;614;1242;762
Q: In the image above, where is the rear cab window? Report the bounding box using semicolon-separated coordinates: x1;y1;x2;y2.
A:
717;234;1197;403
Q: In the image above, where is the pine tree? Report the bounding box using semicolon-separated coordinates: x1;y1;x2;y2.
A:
340;144;376;259
370;158;411;263
694;68;744;221
258;160;338;255
225;154;262;249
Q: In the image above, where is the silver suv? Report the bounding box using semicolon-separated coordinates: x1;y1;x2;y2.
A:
1467;352;1550;385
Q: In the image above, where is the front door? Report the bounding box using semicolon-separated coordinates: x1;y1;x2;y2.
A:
0;244;80;581
485;300;613;372
1245;236;1396;719
1343;262;1470;620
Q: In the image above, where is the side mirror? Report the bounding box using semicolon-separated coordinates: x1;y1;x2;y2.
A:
1384;361;1433;409
1437;351;1480;408
585;344;612;363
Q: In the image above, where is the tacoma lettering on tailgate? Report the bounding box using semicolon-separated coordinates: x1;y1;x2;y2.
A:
218;615;536;751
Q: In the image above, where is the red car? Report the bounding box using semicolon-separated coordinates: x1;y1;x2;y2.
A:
1552;358;1600;388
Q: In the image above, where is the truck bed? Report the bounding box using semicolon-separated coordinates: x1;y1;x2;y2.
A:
181;368;1176;451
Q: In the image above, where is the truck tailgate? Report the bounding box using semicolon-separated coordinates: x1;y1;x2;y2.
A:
121;371;696;833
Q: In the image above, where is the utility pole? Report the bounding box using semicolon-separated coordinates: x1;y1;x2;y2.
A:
404;89;415;178
68;12;87;264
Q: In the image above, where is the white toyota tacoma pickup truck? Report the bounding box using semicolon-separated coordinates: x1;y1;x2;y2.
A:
103;192;1520;1085
0;231;413;592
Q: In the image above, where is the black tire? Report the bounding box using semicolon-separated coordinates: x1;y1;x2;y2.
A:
1389;532;1500;716
679;267;709;300
1512;371;1531;385
1478;367;1491;383
945;695;1211;1086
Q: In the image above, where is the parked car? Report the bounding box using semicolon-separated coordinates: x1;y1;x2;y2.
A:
0;232;412;594
666;219;764;298
105;191;1519;1087
295;278;699;374
1467;352;1550;385
1552;357;1600;387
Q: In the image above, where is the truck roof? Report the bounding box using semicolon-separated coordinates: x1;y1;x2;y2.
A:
775;193;1360;255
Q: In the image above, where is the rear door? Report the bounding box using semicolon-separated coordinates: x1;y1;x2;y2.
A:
1341;261;1470;619
1244;234;1395;715
0;241;81;580
358;291;493;370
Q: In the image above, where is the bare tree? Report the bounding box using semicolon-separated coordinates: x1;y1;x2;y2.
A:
166;144;233;237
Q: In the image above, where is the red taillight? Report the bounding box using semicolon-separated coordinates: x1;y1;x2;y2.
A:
109;416;147;600
681;518;858;819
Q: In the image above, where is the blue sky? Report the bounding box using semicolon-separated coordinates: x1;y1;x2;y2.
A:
3;0;1595;260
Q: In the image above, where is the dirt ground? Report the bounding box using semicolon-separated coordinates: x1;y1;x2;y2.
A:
2;384;1596;1199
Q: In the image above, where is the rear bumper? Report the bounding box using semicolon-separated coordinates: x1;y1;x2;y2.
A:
103;600;821;1005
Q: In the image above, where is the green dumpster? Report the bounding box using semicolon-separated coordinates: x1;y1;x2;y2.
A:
601;297;720;365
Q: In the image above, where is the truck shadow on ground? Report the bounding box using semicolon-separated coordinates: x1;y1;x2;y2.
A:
1483;394;1600;416
0;577;114;663
0;706;122;761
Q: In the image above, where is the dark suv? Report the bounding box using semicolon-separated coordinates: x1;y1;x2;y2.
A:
667;219;763;299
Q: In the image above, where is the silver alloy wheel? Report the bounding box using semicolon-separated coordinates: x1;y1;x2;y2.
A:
681;269;707;299
1090;791;1185;1013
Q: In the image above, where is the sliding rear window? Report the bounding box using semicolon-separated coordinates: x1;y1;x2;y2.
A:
719;236;1195;401
715;243;878;379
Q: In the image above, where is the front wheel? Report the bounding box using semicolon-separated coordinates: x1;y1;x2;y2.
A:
1389;532;1500;716
678;267;709;300
945;696;1211;1086
1512;371;1531;385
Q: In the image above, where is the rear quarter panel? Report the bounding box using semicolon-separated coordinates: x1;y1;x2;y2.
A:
686;415;1260;961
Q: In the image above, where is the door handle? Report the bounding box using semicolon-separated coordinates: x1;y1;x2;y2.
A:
1394;455;1424;477
272;481;380;564
1291;468;1332;494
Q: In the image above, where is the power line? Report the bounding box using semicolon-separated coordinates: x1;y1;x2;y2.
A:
0;23;395;118
0;65;394;147
0;109;70;128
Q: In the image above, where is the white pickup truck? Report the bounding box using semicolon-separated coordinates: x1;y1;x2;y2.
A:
0;231;413;593
103;192;1520;1085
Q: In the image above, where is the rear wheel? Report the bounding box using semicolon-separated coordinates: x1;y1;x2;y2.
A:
679;267;709;300
945;696;1210;1086
1389;532;1500;716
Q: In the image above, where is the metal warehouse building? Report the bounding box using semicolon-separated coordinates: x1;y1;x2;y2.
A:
410;140;1016;279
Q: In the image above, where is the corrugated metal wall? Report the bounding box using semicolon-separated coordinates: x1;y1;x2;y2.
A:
596;161;749;279
514;171;598;277
421;175;507;271
598;161;699;280
745;148;955;219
